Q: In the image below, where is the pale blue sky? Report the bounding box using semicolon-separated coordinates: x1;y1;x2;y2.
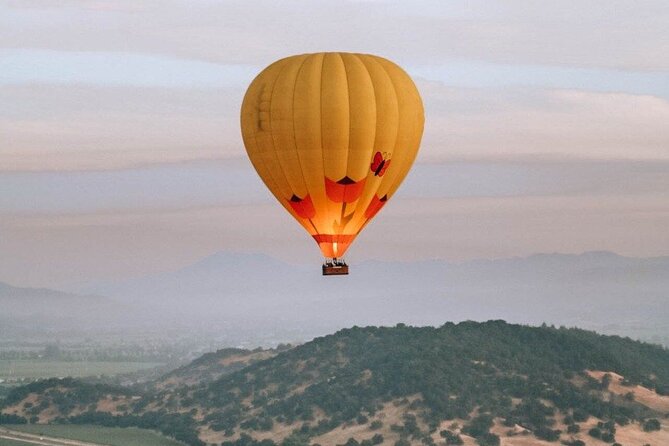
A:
0;49;257;88
1;49;667;99
0;0;667;286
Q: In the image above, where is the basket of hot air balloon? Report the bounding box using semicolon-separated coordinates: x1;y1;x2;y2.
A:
240;53;424;275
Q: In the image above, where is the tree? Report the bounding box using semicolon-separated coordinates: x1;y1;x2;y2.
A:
476;433;500;446
369;420;383;430
535;426;560;441
281;434;310;446
572;409;588;422
643;418;661;432
0;414;27;424
439;430;464;445
370;434;383;445
588;427;602;439
601;373;612;389
601;432;615;443
463;415;494;438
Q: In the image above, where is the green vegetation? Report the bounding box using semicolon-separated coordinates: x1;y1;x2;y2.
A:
439;429;463;445
642;418;661;432
1;378;134;410
0;438;35;446
158;347;276;390
369;420;383;430
0;415;26;425
2;321;669;446
0;386;12;401
191;321;668;441
67;411;203;445
6;424;184;445
345;435;382;446
588;420;617;443
0;360;162;380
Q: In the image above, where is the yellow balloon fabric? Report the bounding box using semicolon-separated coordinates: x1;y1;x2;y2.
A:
241;52;424;258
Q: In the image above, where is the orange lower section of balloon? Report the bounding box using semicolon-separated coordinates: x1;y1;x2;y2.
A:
313;234;356;258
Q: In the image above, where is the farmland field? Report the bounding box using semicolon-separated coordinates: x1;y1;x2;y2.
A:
3;424;184;445
0;438;30;446
0;360;163;380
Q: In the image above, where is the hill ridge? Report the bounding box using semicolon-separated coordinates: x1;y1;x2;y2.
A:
2;321;669;446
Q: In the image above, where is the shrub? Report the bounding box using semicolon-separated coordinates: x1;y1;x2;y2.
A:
535;426;560;441
601;431;615;443
371;434;383;445
369;420;383;430
356;414;369;424
439;430;464;445
476;433;500;446
463;414;493;438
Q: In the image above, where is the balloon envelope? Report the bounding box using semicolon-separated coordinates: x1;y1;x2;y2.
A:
241;52;424;259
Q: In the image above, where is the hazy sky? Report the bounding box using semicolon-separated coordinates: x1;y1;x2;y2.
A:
1;0;668;287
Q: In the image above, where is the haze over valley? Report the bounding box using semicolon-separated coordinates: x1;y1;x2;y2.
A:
3;250;668;349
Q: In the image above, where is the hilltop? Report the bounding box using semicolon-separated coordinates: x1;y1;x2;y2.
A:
2;321;669;446
155;346;284;390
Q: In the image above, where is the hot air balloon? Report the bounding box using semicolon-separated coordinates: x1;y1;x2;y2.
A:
240;52;424;275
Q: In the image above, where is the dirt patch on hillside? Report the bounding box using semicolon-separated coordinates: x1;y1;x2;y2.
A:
219;350;275;367
576;416;669;446
311;398;421;446
588;370;669;412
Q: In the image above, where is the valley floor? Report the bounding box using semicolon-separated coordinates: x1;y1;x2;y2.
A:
1;427;106;446
0;426;182;446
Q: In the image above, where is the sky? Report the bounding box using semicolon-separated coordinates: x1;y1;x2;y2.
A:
0;0;668;287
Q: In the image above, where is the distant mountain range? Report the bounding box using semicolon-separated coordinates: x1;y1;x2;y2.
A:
0;281;183;339
70;251;669;343
0;282;125;336
3;251;668;344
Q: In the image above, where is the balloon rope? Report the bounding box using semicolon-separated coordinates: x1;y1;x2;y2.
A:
339;202;347;227
307;219;319;235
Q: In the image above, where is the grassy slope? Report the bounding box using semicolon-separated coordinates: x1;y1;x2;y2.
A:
0;438;31;446
5;424;184;446
0;361;163;380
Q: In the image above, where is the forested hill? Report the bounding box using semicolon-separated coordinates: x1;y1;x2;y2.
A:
3;321;669;446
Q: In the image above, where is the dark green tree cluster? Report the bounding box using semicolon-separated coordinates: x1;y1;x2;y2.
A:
0;413;27;424
643;418;661;432
588;420;617;443
439;429;463;445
